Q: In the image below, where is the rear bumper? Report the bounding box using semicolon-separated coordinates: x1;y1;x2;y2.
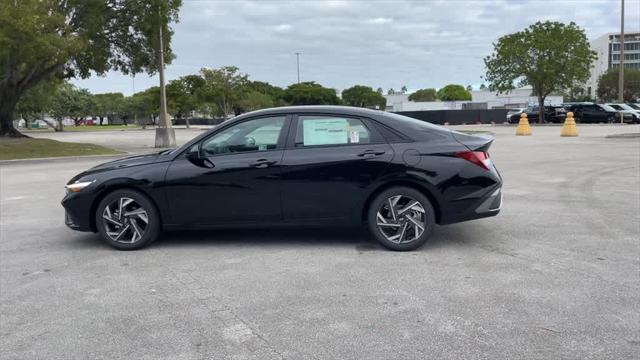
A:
474;187;502;214
439;184;502;225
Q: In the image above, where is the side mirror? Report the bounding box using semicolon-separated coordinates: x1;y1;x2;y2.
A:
186;144;214;168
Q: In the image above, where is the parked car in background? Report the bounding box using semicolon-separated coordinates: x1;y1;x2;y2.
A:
508;105;566;124
626;103;640;110
562;103;632;123
506;108;525;122
605;103;640;123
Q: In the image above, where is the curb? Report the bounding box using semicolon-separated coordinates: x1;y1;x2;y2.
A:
0;153;129;166
605;133;640;139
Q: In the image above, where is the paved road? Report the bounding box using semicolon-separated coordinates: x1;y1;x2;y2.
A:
1;125;639;359
27;127;208;154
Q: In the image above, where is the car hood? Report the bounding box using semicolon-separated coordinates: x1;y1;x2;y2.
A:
77;151;171;176
67;150;175;185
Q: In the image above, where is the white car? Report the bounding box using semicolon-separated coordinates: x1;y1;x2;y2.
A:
606;103;640;123
506;108;525;121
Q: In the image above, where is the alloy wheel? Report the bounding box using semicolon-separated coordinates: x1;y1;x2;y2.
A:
376;195;426;244
102;197;149;244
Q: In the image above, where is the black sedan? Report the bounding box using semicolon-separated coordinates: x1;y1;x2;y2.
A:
62;106;502;251
508;105;566;123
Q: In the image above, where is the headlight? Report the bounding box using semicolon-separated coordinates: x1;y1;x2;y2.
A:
65;180;95;193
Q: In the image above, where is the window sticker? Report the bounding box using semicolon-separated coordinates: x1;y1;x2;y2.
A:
349;130;360;143
303;119;348;145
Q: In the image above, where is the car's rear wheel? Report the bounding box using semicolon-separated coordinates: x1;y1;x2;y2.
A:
367;187;435;251
95;189;160;250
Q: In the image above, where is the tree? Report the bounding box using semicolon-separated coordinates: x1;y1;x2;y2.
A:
562;82;594;102
400;85;408;94
47;83;92;131
437;84;472;101
408;88;437;102
15;78;61;129
376;87;383;95
237;91;275;113
92;93;126;125
245;80;286;107
167;75;205;127
484;21;596;123
466;85;473;92
597;68;640;102
282;82;341;105
197;66;249;117
127;87;160;126
387;88;395;95
479;84;487;90
0;0;182;137
341;85;386;109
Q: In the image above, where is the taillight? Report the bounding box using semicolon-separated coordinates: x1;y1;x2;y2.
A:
455;151;491;170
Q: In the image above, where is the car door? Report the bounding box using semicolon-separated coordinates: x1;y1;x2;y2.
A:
164;115;290;225
279;114;393;221
580;105;598;123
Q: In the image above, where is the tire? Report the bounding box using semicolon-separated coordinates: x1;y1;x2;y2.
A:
95;189;161;250
607;116;615;124
367;187;435;251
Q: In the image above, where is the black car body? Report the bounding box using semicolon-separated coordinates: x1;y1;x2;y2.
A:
563;103;632;123
508;105;566;123
62;106;502;251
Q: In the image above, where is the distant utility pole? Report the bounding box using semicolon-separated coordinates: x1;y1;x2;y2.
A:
295;52;301;83
618;0;625;106
154;17;175;148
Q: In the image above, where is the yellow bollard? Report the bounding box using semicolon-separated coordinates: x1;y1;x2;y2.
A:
560;111;578;137
516;113;532;136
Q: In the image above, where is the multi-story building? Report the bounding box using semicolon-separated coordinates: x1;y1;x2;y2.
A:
585;32;640;99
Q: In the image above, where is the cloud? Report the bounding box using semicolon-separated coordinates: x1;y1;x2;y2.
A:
273;24;292;32
366;17;393;24
72;0;640;95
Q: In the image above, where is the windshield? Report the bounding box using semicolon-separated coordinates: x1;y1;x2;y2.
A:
627;103;640;110
600;104;617;112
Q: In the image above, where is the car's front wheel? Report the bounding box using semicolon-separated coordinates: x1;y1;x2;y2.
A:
367;187;435;251
95;189;160;250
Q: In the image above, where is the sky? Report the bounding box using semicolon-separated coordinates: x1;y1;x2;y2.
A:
72;0;640;95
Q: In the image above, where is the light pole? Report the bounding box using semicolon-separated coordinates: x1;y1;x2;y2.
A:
618;0;625;113
154;19;176;147
295;52;301;84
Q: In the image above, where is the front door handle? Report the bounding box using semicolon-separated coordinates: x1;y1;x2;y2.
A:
250;159;277;168
357;150;386;157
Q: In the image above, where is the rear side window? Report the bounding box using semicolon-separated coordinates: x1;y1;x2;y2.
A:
295;116;372;147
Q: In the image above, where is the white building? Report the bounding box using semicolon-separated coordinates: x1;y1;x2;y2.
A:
471;86;563;109
385;87;562;112
384;93;470;112
585;32;640;98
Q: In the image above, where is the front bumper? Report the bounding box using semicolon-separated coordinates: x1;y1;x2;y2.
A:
62;192;95;232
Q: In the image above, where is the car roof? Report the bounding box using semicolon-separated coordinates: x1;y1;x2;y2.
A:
232;105;451;135
172;105;450;158
235;105;386;119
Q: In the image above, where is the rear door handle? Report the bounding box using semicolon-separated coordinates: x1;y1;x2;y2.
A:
357;150;386;157
250;159;277;168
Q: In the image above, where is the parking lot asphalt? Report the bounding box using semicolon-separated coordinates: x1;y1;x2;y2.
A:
1;125;639;359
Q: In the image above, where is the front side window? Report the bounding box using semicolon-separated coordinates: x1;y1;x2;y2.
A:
295;116;371;147
201;116;285;155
